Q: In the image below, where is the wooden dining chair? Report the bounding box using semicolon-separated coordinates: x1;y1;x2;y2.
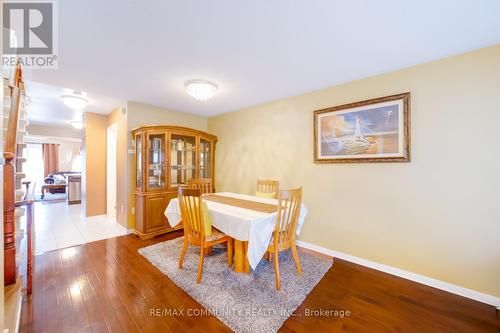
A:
187;178;213;194
177;187;233;283
266;187;303;290
256;179;279;199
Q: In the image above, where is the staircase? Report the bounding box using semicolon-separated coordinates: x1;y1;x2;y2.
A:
3;64;35;333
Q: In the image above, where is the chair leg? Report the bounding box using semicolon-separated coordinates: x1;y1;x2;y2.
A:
178;237;189;269
227;239;233;267
273;251;280;291
197;247;205;284
291;244;302;275
207;246;213;256
264;251;270;261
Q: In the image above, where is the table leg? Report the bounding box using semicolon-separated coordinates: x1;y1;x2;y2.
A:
233;240;250;274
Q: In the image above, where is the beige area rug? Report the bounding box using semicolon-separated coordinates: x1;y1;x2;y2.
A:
138;237;332;333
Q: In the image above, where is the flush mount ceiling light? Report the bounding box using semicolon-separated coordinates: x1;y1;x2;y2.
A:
185;80;218;101
61;91;88;109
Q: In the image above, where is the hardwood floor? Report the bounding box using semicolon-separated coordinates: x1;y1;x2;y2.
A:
20;231;500;332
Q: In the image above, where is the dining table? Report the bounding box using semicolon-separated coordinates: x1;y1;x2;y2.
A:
164;192;308;273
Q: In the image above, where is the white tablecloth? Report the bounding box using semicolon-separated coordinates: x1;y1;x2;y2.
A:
164;192;307;270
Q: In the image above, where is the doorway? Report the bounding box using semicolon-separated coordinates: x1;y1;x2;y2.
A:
106;124;117;218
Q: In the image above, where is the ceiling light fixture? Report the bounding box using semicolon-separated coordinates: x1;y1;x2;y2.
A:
185;80;218;101
61;91;88;109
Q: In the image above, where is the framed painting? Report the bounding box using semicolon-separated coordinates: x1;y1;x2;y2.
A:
314;92;410;163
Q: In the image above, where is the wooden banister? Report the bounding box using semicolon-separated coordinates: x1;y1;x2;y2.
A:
4;64;24;286
15;182;35;294
3;159;16;285
4;87;21;158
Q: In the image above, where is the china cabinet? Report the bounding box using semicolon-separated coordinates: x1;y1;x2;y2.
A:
132;125;217;239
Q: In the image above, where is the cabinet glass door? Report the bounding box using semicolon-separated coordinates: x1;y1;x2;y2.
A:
170;134;196;187
199;138;212;179
136;133;143;189
147;133;166;190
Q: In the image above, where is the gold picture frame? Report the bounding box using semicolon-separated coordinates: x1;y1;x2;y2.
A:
314;92;410;163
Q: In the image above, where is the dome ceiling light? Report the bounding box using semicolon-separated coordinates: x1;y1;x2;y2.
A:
61;91;88;109
185;80;218;101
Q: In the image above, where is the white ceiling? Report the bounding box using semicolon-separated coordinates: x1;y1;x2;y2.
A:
24;80;125;127
25;0;500;117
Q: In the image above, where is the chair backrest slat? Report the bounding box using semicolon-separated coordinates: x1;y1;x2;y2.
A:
274;188;302;245
256;179;279;199
187;178;213;194
178;187;204;241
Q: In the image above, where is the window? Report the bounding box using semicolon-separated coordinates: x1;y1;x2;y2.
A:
24;143;44;191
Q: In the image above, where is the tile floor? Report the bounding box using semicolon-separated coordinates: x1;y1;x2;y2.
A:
33;201;129;255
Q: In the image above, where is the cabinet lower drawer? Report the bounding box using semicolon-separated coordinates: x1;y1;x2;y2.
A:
135;192;178;239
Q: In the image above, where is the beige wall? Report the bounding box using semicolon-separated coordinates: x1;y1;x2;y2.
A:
57;139;81;172
208;44;500;297
107;108;128;227
27;124;83;172
126;101;208;229
83;113;107;217
25;139;82;175
27;123;82;139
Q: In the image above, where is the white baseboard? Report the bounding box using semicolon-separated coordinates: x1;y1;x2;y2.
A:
15;294;22;333
296;240;500;308
85;214;107;221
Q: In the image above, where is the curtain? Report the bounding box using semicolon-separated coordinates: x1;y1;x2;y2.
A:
42;143;60;177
